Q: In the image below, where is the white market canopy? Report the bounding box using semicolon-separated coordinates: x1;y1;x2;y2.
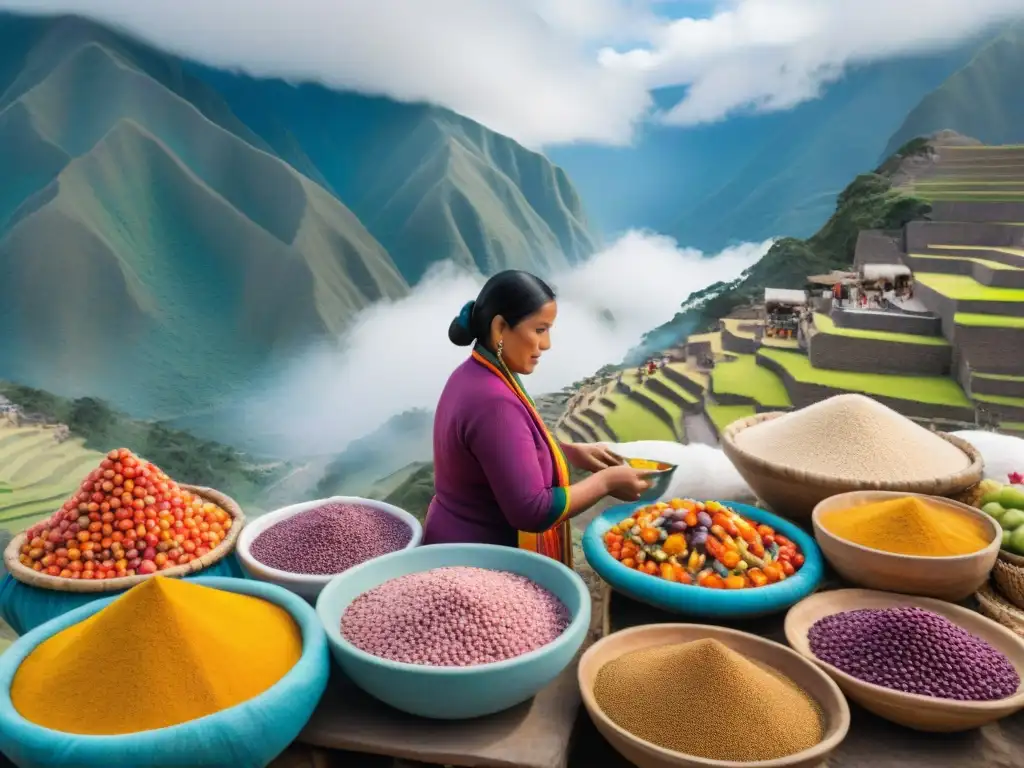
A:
861;263;912;281
764;288;807;306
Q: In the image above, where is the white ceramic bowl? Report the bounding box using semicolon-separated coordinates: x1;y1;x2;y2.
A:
236;495;423;601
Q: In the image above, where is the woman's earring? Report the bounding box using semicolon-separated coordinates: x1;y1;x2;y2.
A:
497;339;504;359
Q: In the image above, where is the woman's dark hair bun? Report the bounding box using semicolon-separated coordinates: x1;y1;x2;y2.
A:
448;270;555;349
448;317;475;346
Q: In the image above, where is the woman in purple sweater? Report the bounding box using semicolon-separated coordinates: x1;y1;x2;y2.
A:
423;270;653;567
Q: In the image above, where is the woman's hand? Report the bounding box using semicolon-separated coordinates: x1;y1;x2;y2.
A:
600;465;654;502
562;442;622;473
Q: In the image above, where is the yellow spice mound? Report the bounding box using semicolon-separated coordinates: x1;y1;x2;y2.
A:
12;576;303;735
593;639;822;762
821;496;991;557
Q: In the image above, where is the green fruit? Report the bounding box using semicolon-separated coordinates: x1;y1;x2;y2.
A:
983;502;1007;520
999;508;1024;531
981;488;1006;506
1004;530;1014;550
1009;526;1024;556
999;485;1024;511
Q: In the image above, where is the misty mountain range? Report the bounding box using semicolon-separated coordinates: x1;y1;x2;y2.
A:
0;11;1023;433
0;13;595;417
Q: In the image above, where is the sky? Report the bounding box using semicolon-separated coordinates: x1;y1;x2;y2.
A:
2;0;1023;147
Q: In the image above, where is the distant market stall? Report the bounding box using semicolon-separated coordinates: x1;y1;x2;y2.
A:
763;288;807;339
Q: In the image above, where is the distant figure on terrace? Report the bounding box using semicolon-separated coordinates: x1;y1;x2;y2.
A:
425;270;653;566
648;360;657;376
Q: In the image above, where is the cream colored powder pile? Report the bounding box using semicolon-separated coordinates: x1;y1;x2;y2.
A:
734;394;971;482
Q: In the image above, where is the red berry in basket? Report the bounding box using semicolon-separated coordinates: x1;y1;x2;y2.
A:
19;450;232;580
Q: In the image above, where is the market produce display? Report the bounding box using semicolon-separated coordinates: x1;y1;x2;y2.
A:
734;394;971;482
340;566;569;666
250;501;412;575
819;496;992;557
16;449;233;580
601;498;805;589
10;576;302;734
808;607;1020;701
974;474;1024;556
592;639;823;761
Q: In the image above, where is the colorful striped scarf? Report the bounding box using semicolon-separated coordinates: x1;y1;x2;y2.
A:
470;344;573;567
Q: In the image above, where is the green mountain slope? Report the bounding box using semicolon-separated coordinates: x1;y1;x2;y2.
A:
197;72;596;283
639;149;933;354
0;13;595;422
883;24;1024;158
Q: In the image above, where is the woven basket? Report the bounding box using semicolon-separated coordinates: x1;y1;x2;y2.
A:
975;582;1024;638
2;484;245;593
720;411;984;522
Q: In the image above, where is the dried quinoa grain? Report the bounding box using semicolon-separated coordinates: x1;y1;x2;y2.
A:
734;394;970;482
592;639;822;761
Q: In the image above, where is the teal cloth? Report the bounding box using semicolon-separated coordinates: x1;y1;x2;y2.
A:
0;554;246;636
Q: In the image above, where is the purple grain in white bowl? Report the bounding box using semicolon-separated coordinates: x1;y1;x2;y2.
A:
341;566;570;667
809;606;1021;701
250;501;413;575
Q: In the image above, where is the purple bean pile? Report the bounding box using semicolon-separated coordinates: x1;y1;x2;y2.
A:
250;502;412;575
341;566;570;667
809;607;1020;701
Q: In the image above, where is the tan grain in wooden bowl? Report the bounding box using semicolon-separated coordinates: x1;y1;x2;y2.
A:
2;484;245;593
811;490;1000;602
578;624;850;768
785;588;1024;732
720;412;983;523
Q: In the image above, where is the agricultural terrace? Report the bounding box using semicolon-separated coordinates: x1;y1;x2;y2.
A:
956;313;1024;328
758;349;972;408
933;245;1024;260
0;425;103;533
665;362;709;391
721;318;756;339
916;273;1024;302
704;404;756;434
760;335;800;349
596;391;676;443
710;354;792;407
813;312;949;346
686;331;724;356
908;253;1024;271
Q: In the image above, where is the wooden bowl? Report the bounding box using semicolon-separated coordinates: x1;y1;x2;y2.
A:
811;491;1001;602
785;589;1024;732
578;624;850;768
721;412;983;522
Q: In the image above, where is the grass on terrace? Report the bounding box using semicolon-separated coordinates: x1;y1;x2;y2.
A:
598;392;676;443
758;349;972;407
955;313;1024;329
711;354;792;407
665;362;709;390
813;312;948;345
721;318;758;339
687;331;724;355
760;334;801;349
916;273;1024;302
931;244;1024;259
974;393;1024;408
908;253;1023;271
704;403;757;434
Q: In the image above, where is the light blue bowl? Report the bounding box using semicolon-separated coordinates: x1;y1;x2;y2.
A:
583;500;824;618
315;543;590;720
0;577;329;768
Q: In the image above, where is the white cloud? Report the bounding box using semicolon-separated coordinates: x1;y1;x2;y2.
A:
2;0;1021;144
235;231;772;457
0;0;652;148
602;0;1024;126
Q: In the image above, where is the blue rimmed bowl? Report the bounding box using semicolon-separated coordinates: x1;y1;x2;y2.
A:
582;500;824;618
315;543;590;719
0;577;329;768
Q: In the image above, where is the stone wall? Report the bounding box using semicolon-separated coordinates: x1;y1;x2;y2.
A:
722;328;757;354
757;353;976;422
931;201;1024;223
921;247;1024;269
953;324;1024;377
566;413;601;442
808;332;951;376
969;373;1024;399
907;256;1024;288
646;378;701;413
854;230;904;267
830;305;942;336
582;408;617;441
623;387;679;438
662;367;705;398
905;221;1024;251
686;341;712;360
